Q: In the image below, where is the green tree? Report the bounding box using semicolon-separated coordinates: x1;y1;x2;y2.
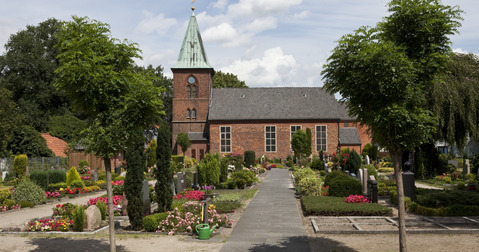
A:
212;70;248;88
155;124;172;212
176;132;191;156
54;16;164;251
305;128;312;157
197;153;220;186
0;88;22;157
124;132;146;230
291;129;308;164
322;1;462;251
7;125;54;157
47;114;87;143
146;139;157;170
0;18;69;131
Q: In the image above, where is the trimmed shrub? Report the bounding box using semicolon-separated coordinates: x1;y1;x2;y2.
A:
344;150;362;175
197;153;220;186
48;170;66;184
324;170;347;187
12;179;47;205
244;150;255;168
70;179;85;189
19;200;34;208
143;212;168;232
13;154;28;178
457;182;466;190
3;199;16;208
362;164;378;179
232;169;256;189
286;159;294;168
73;205;86;232
1;188;12;203
66;167;81;186
29;171;49;190
96;198;107;220
297;175;323;196
293;168;316;185
48;182;68;191
219;157;229;183
302;196;392;216
328;176;362;197
310;158;324;171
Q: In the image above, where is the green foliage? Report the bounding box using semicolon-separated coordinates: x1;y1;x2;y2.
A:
70;179;85;189
8;125;54;157
113;176;125;181
176;132;191;156
143;212;168;232
457;182;465;190
212;70;248;88
3;199;16;208
197;153;220;186
47;114;87;143
96;200;107;220
155;124;173;212
472;154;479;175
13;154;28;178
47;182;68;191
324;170;347;187
293;167;316;185
48;170;66;184
344;150;361;175
213;201;242;213
310;157;324;171
362;164;377;179
66;167;81;186
301;196;392;216
328;176;362;197
124;133;146;230
219;157;229;183
0;18;67;132
12;178;47;205
362;143;372;158
305;128;312;157
146;139;157;169
244;150;255;168
291;129;309;162
73;205;86;232
297;176;323;196
231;169;256;189
0;188;12;204
29;171;49;190
78;160;90;174
286;160;294;168
19;201;34;208
0;88;22;157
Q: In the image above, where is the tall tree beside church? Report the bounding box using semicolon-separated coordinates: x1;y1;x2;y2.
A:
176;132;191;156
322;1;462;251
0;18;69;131
55;16;164;252
155;123;172;212
124;131;145;230
213;70;248;88
0;88;22;157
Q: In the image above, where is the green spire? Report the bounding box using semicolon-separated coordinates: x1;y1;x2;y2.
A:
172;10;212;69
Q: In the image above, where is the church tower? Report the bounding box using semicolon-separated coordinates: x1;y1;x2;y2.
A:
171;7;214;160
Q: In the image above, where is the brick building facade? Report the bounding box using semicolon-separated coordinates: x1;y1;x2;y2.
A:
171;10;371;161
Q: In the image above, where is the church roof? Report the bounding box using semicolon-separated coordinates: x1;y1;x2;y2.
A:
172;10;212;69
208;87;354;121
339;128;362;145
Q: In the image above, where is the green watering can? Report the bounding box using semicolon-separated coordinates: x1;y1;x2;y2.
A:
195;223;217;240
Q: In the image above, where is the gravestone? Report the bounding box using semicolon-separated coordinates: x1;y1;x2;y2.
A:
362;168;368;194
176;172;185;193
403;161;415;201
365;155;370;165
324;163;328;175
142;180;150;214
192;172;199;190
358;169;364;189
463;159;470;176
367;179;378;203
90;169;98;181
84;205;102;231
1;171;6;181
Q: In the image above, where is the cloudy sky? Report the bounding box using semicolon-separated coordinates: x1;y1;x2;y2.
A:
1;0;477;87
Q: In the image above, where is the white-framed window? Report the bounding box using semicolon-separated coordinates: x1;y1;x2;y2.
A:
290;125;302;141
220;126;231;153
192;109;196;119
316;125;327;152
265;126;276;152
186;109;191;119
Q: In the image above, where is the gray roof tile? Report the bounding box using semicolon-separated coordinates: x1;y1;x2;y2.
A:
339;128;362;145
188;132;208;141
208;87;353;121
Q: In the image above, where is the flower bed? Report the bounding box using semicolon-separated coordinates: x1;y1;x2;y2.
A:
27;218;73;232
302;196;392;216
173;190;204;201
345;194;370;203
1;204;21;212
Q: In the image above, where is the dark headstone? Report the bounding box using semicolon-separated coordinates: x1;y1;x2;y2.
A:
367;180;378;203
176;172;184;193
402;171;416;201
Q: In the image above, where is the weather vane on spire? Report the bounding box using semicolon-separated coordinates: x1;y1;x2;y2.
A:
192;0;196;11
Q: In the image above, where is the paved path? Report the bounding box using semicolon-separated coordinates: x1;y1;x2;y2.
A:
220;169;310;252
0;190;106;231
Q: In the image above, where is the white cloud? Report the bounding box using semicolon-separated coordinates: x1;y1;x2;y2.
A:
293;10;310;19
136;11;177;35
228;0;303;17
213;0;228;9
203;22;251;48
244;17;277;33
221;47;298;87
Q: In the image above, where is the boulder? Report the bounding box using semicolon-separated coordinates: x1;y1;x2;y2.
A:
84;205;102;231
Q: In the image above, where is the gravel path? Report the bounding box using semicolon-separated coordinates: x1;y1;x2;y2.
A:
0;190;106;231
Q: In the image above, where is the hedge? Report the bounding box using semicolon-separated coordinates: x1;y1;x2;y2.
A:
301;196;392;216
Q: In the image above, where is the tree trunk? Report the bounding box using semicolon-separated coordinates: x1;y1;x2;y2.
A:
390;150;407;252
104;157;116;252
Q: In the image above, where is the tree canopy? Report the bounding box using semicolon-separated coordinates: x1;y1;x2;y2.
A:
176;132;191;156
213;70;248;88
0;88;22;157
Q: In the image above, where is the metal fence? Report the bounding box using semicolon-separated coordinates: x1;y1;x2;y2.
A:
0;157;69;174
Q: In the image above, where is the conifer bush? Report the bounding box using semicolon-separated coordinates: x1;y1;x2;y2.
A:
244;150;255;168
155;124;173;213
13;154;28;178
96;199;107;220
70;179;85;188
12;179;46;205
66;167;81;186
73;205;86;232
29;171;49;190
124;134;146;230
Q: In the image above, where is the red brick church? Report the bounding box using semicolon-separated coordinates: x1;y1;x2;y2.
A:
171;9;371;161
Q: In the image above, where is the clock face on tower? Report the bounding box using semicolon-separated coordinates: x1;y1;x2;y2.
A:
188;76;195;84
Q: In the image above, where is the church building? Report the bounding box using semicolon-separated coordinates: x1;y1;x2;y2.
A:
171;9;371;161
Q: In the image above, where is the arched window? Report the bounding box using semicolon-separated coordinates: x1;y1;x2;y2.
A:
192;109;196;119
187;86;191;98
186;109;191;119
192;85;197;98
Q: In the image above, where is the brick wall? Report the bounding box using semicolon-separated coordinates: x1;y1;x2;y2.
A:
209;120;342;159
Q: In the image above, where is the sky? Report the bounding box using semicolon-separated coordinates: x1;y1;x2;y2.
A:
1;0;477;88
